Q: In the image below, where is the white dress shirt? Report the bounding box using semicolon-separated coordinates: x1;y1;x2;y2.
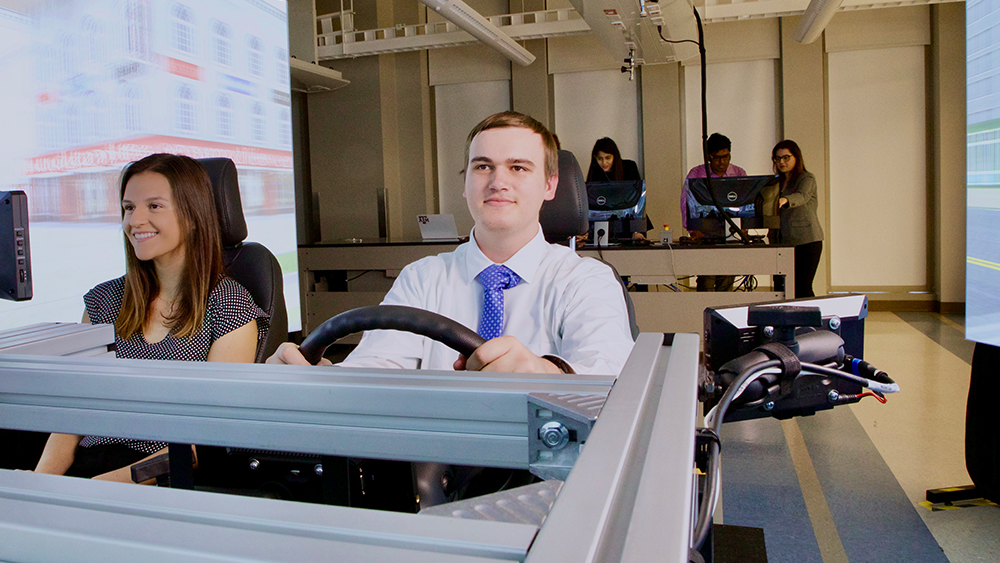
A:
340;226;635;375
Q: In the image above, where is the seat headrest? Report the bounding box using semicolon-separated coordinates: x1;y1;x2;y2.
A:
198;157;248;247
539;150;590;243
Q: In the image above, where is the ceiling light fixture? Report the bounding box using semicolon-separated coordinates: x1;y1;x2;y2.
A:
794;0;844;45
420;0;536;66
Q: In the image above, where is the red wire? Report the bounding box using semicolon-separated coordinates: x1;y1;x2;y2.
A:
859;392;887;404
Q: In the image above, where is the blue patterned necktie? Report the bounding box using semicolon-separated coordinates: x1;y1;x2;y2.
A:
476;264;521;340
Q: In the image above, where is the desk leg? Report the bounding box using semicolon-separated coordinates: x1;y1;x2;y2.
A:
774;274;793;299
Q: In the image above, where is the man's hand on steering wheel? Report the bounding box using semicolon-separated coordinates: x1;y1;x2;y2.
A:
266;342;333;366
455;336;563;374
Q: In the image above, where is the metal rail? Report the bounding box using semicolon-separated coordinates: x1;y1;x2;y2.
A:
0;333;699;562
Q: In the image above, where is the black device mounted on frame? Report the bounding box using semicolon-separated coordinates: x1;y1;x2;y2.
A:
692;294;899;557
1;190;31;302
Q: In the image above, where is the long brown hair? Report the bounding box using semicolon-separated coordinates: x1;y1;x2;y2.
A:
772;139;807;189
116;154;225;340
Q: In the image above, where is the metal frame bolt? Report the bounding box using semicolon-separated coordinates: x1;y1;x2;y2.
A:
539;421;570;450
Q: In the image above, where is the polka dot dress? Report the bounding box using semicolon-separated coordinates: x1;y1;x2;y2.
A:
78;276;268;454
476;264;521;341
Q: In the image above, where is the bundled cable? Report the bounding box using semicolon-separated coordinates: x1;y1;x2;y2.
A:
693;353;897;550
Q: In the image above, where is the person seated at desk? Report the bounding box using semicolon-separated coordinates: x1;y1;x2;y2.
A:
270;112;634;376
681;132;746;292
583;137;650;243
32;154;267;483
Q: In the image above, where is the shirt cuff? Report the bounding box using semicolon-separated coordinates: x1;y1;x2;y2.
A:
542;354;576;374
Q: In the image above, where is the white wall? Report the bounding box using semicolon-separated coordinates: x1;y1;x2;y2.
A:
828;46;927;287
683;59;779;175
553;69;640;180
434;80;510;235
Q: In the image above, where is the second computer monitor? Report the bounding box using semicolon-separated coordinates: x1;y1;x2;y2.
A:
686;174;779;233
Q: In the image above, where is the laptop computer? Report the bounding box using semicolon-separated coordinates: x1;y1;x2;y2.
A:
417;214;460;241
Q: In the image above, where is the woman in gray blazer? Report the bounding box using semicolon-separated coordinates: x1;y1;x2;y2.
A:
771;140;824;297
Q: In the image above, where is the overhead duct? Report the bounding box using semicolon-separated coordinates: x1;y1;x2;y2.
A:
794;0;844;45
420;0;536;66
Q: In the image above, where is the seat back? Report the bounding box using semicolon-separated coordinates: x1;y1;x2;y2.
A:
540;150;638;340
198;158;287;362
540;150;590;243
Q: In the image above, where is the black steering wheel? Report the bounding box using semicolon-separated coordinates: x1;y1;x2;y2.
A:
298;305;486;365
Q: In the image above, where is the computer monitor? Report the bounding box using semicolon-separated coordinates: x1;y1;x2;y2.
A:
686;175;779;234
586;180;646;242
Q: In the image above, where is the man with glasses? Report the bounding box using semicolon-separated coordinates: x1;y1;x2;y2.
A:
681;132;747;291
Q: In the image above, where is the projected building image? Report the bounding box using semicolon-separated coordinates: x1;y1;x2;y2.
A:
967;1;1000;346
0;0;300;331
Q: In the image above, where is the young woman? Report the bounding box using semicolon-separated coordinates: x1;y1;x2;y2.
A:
584;137;649;242
586;137;641;183
33;153;267;482
771;140;824;298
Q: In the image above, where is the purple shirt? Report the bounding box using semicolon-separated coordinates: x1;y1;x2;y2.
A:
681;163;747;230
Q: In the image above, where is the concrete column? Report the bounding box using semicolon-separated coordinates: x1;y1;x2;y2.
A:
780;16;829;296
930;4;966;310
641;63;684;236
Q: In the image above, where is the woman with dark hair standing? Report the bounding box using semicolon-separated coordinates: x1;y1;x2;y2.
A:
586;137;640;183
771;140;824;298
32;153;268;483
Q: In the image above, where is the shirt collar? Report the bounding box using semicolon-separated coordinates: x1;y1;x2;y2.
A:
464;225;547;285
691;163;737;178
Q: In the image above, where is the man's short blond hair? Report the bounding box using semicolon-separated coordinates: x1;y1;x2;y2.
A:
464;111;559;178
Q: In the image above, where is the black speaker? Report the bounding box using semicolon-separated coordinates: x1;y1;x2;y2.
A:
0;190;31;302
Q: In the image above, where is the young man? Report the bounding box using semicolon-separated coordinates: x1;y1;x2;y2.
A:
269;112;634;376
680;132;747;292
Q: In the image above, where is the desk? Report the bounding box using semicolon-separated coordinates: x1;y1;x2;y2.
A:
579;244;795;335
299;241;794;337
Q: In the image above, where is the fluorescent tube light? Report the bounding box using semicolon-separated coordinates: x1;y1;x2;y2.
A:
420;0;536;66
795;0;843;45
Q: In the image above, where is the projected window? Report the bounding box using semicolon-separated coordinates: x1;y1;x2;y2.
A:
251;102;266;143
248;35;264;77
274;46;288;83
0;0;301;333
172;4;195;55
127;0;150;60
278;107;291;147
122;85;144;133
216;93;235;138
213;20;233;67
175;84;197;132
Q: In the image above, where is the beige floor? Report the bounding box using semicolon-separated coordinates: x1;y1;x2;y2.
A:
854;312;999;562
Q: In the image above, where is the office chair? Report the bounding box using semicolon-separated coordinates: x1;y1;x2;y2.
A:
197;157;287;362
540;150;639;340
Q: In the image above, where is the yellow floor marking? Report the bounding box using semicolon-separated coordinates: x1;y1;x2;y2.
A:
919;499;997;512
782;419;849;563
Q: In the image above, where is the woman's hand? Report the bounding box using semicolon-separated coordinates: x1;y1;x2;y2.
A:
778;197;789;209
